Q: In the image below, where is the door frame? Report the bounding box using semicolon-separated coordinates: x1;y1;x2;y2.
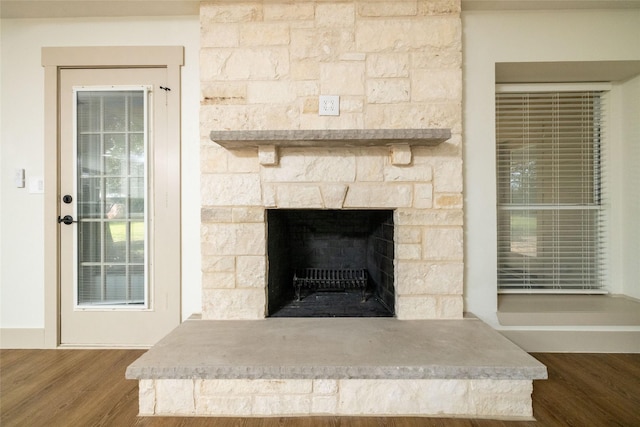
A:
42;46;183;347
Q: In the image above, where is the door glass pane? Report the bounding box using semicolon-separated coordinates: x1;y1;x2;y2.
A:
75;89;147;307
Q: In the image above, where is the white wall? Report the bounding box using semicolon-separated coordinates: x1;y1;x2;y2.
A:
0;16;201;333
462;9;640;325
621;75;640;299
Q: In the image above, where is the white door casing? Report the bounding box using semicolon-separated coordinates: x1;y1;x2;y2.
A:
42;47;183;347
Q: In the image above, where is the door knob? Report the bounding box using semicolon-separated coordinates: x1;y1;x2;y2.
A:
57;215;77;225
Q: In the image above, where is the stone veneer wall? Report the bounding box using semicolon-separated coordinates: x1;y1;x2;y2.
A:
200;0;463;320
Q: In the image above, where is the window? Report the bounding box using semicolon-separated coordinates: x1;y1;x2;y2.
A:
496;86;607;293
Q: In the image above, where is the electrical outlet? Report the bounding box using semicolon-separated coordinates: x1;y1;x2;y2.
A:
319;95;339;116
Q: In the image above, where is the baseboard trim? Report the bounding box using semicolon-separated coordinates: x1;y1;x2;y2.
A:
1;328;46;349
500;330;640;353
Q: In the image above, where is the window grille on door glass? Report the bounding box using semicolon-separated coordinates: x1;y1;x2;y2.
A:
496;88;607;293
74;87;149;307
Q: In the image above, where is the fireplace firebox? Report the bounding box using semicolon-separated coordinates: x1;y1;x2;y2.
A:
267;209;394;317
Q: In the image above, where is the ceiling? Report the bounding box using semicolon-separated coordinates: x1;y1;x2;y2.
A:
1;0;639;19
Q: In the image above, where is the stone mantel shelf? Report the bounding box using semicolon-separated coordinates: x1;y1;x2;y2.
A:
209;128;451;165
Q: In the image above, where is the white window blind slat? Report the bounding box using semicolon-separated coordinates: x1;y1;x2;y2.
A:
496;90;606;293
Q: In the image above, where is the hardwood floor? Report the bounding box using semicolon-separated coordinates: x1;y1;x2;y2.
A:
1;350;639;427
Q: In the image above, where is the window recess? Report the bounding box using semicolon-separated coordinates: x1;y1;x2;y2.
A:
496;85;608;293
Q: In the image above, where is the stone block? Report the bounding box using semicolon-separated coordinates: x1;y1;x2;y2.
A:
258;145;279;166
201;82;246;105
200;145;227;173
138;379;155;415
395;295;438;319
232;207;265;223
396;243;421;260
200;379;313;395
252;395;312;416
397;261;464;295
201;207;233;223
339;96;365;113
296;81;320;97
435;192;463;209
355;17;459;52
291;28;355;62
320;184;348;209
200;3;263;23
312;395;338;414
338;379;468;415
262;150;356;183
418;0;462;15
320;62;365;95
340;52;366;61
313;379;338;394
291;60;321;80
197;395;252;415
433;158;463;192
155;379;195;415
247;81;297;104
438;295;464;318
228;149;260;173
343;184;412;208
239;22;290;46
412;68;462;102
201;23;239;48
201;255;235;273
264;3;315;21
395;226;422;244
200;47;289;81
367;79;410;104
356;152;385;181
201;174;262;206
201;223;265;256
412;49;462;69
275;184;324;208
413;183;434;208
202;271;236;289
236;256;266;288
395;208;463;226
316;3;355;27
364;103;461;130
202;289;266;319
366;53;410;78
358;2;418;17
423;227;463;260
302;97;319;114
384;162;432;181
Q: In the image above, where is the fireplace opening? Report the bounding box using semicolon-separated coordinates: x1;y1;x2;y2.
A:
266;209;395;317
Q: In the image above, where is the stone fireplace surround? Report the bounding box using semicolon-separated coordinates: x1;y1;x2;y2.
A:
201;128;465;321
125;0;547;419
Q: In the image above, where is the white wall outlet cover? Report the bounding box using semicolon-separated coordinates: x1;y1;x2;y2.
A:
319;95;340;116
28;176;44;194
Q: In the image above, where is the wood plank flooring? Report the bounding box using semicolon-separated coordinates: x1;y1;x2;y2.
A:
1;350;639;427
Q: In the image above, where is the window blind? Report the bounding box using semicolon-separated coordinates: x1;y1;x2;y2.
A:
496;89;607;293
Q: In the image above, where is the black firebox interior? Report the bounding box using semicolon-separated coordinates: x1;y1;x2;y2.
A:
266;209;395;317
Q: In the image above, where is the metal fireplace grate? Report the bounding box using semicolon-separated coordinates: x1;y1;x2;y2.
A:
293;268;368;302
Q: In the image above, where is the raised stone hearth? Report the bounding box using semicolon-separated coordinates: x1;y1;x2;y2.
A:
126;316;547;418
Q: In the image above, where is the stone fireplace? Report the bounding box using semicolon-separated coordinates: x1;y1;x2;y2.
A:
200;0;464;321
125;1;547;419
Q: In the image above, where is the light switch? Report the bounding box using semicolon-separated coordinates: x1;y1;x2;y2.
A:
14;168;25;188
